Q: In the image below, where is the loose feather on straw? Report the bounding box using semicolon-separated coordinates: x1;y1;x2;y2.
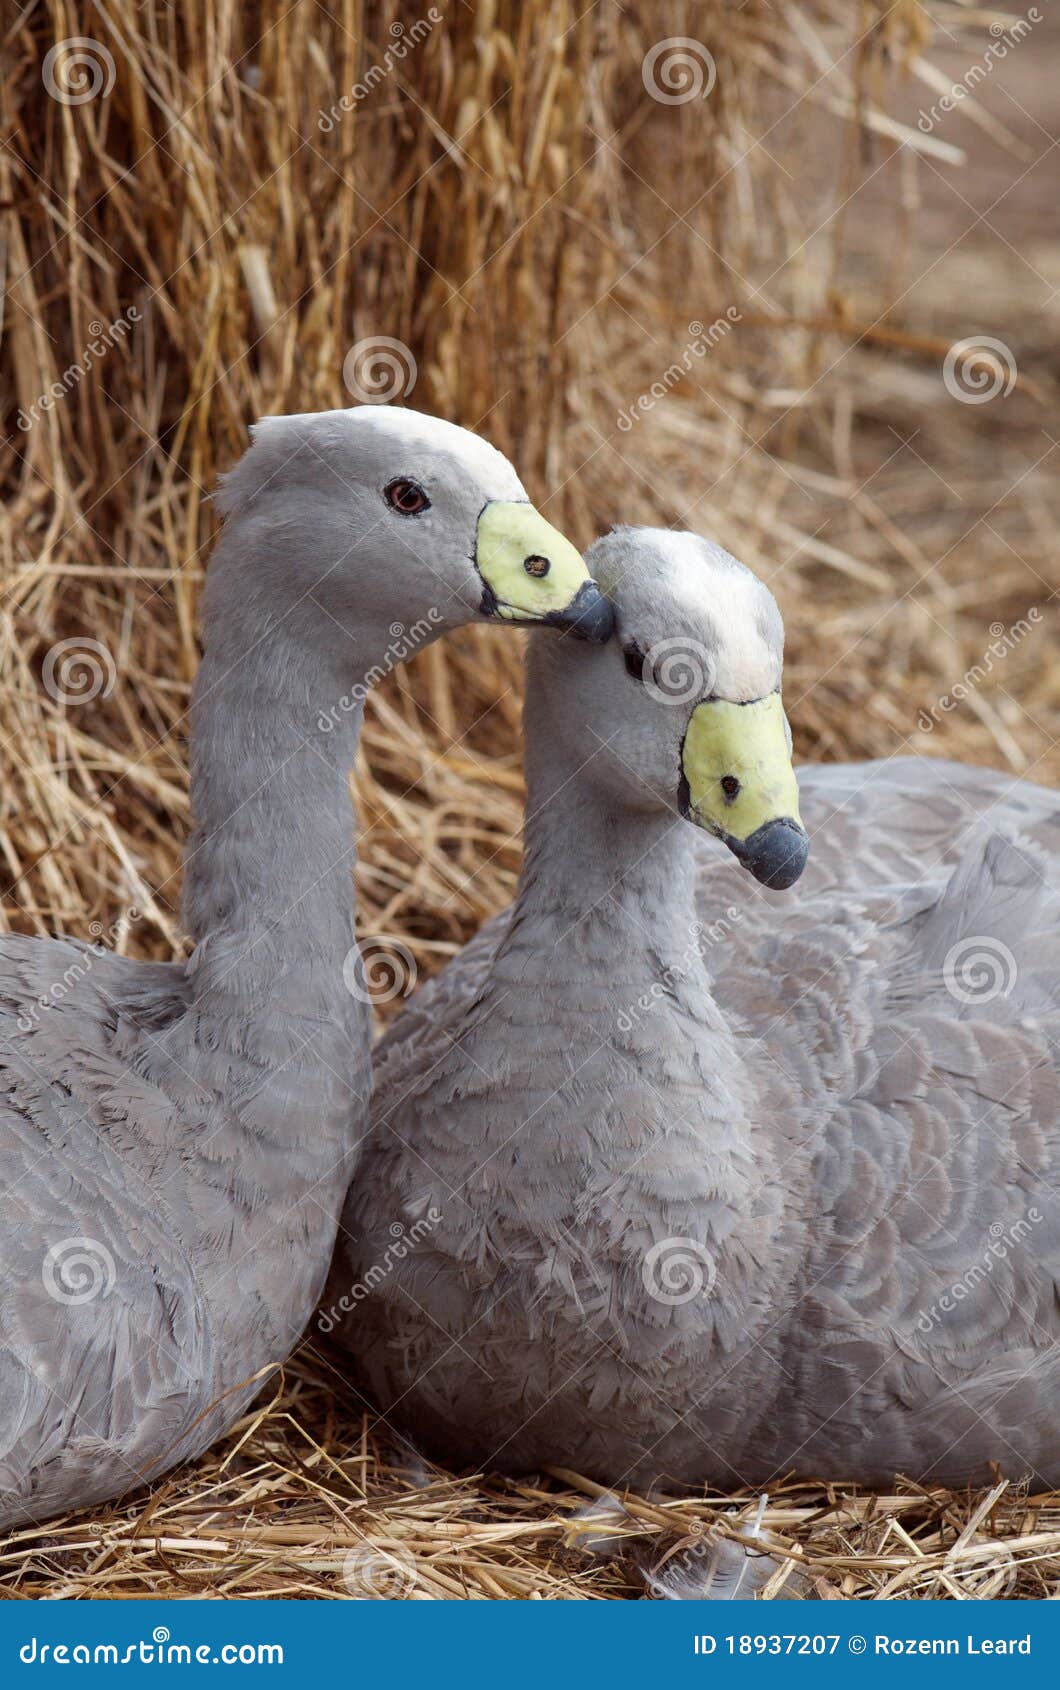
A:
645;1494;809;1600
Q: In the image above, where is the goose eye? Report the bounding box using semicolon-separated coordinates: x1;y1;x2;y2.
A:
720;775;741;801
623;641;647;682
385;478;431;516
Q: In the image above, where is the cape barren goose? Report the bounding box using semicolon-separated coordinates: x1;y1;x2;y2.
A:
0;405;612;1530
333;526;1059;1491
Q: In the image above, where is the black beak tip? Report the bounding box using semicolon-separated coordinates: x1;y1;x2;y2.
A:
740;818;809;890
547;580;615;644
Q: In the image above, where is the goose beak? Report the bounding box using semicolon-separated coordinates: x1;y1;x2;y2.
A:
679;692;808;890
475;502;614;643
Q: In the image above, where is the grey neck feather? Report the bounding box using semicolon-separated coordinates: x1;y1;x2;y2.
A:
490;668;757;1204
507;658;716;1000
178;536;395;1124
514;741;707;978
486;707;753;1181
183;641;358;998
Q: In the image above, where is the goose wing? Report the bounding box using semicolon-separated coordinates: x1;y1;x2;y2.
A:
699;759;1060;1482
0;935;213;1525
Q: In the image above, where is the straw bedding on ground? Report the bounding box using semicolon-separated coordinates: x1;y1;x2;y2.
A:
4;1357;1060;1600
1;1;1058;1597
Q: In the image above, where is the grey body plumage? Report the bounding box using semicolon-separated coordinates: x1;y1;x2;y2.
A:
335;527;1060;1492
0;406;605;1529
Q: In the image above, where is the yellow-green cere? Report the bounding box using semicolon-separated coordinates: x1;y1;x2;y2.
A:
475;502;591;622
681;693;801;841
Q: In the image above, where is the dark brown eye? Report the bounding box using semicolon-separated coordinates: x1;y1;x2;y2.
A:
720;775;741;801
524;554;550;579
384;478;430;516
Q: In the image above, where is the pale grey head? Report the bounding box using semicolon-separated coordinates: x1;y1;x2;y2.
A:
525;526;808;888
208;405;613;667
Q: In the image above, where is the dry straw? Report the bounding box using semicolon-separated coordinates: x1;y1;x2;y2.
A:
3;1356;1060;1600
1;0;1058;1596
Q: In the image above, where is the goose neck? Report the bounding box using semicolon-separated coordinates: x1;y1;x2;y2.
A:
178;576;395;1036
514;764;708;982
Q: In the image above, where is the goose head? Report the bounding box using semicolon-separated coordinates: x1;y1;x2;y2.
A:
214;405;613;643
530;526;807;890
